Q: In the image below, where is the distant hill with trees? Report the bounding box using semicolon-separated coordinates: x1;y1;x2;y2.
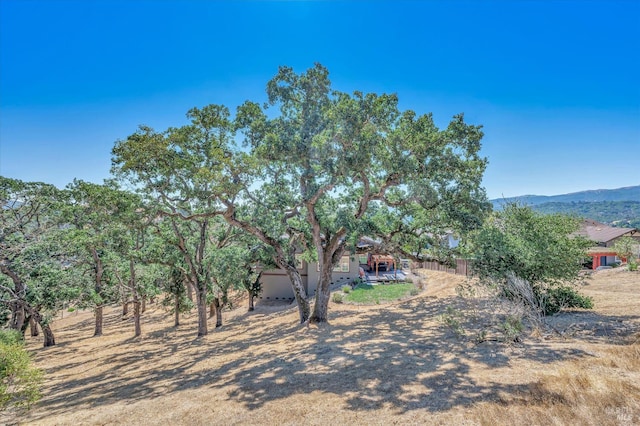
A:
491;186;640;228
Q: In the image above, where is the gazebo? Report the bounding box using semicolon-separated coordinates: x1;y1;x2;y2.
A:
369;254;396;277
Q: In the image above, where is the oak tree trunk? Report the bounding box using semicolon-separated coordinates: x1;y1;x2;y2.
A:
42;323;56;347
209;301;216;318
91;248;105;336
282;264;310;323
186;281;195;302
31;310;55;347
122;302;129;318
174;295;180;327
29;316;39;336
248;293;255;311
141;297;146;314
9;301;26;332
133;296;141;338
130;259;141;337
195;284;208;336
310;262;333;323
94;305;103;336
214;297;223;328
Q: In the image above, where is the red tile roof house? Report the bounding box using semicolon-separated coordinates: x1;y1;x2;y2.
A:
578;220;639;269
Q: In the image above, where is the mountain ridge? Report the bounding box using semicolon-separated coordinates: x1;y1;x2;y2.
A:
491;185;640;208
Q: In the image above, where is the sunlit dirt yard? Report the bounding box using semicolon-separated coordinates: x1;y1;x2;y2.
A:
10;268;640;425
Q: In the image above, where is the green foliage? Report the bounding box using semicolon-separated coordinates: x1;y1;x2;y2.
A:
332;292;344;304
629;261;638;272
341;285;351;293
111;63;489;324
0;330;22;346
0;330;43;411
470;203;593;316
613;236;640;264
0;177;74;339
539;286;593;315
500;315;523;341
440;306;465;338
236;63;489;321
351;278;364;287
161;267;193;315
471;203;591;287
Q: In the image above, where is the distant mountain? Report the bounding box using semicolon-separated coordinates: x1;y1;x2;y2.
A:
491;185;640;209
490;185;640;228
531;201;640;229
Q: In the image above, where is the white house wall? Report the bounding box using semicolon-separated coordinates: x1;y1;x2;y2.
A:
306;255;361;296
258;255;360;301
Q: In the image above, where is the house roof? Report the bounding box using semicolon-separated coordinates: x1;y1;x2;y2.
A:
586;247;619;255
577;219;637;243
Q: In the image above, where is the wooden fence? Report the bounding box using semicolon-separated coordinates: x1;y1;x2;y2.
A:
417;258;472;276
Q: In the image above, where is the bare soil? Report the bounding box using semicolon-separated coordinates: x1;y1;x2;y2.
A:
10;268;640;425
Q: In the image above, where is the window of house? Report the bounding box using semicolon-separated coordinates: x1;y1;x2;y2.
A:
335;255;350;272
316;255;350;273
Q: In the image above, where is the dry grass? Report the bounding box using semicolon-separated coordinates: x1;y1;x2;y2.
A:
8;268;640;425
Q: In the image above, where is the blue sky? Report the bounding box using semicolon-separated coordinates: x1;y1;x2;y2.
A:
1;0;638;199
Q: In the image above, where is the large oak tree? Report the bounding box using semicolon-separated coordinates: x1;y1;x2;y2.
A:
235;64;488;322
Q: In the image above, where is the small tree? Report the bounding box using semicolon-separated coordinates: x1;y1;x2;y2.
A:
613;236;640;270
0;330;43;412
470;203;593;316
0;177;73;346
63;180;133;337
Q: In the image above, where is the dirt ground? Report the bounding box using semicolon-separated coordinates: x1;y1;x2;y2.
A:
9;268;640;425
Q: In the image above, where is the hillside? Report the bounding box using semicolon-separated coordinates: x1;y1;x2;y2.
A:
13;269;640;425
491;185;640;227
531;201;640;228
491;185;640;208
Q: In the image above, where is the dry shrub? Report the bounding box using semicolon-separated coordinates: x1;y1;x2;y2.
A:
414;277;425;290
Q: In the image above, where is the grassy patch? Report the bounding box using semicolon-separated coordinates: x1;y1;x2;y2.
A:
344;282;416;304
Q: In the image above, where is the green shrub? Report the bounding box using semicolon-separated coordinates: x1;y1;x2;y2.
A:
440;306;465;337
540;286;594;315
0;330;23;346
0;330;43;412
409;287;419;296
501;315;524;342
332;293;343;304
629;261;638;272
341;285;351;294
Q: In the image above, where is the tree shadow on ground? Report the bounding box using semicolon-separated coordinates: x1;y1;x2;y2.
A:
23;292;640;422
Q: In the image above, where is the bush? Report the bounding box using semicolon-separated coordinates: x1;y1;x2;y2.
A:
501;315;524;342
629;261;638;272
341;285;351;294
332;293;343;304
440;306;465;337
0;330;23;346
539;286;594;315
0;330;43;412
